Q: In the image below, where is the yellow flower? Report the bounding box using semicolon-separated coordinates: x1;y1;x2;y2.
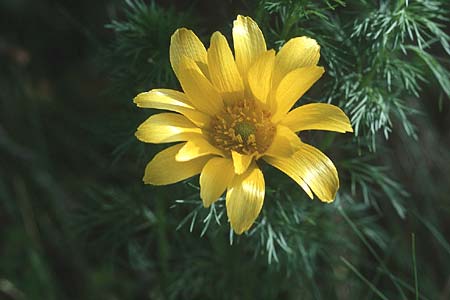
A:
134;15;353;234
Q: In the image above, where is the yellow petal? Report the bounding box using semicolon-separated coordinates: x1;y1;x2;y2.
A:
135;113;201;143
177;56;223;116
143;143;211;185
264;125;301;158
231;151;253;175
272;66;324;122
272;36;321;88
264;142;339;202
176;137;224;161
232;15;266;79
135;88;192;107
248;50;275;104
282;103;353;133
170;28;209;78
226;163;265;234
134;89;210;127
200;157;234;207
207;31;244;105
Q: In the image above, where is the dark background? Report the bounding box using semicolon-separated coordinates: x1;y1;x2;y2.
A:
1;0;449;299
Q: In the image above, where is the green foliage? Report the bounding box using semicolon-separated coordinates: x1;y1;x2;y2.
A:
340;153;408;217
345;0;449;145
261;0;449;150
102;0;195;97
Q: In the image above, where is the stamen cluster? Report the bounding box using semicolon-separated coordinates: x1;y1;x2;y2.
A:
209;99;275;155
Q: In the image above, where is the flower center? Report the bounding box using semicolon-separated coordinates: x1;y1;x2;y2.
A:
209;99;275;155
234;121;256;142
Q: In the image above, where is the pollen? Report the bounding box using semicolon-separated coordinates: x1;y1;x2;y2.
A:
209;99;275;155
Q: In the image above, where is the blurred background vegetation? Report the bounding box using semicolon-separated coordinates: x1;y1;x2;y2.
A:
0;0;449;299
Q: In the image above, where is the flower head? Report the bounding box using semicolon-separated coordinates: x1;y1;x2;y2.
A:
134;16;353;234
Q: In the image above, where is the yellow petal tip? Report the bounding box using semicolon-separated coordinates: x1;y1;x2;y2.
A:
172;27;189;36
318;191;337;203
142;175;155;185
133;92;146;106
322;198;335;203
232;227;246;235
202;201;211;208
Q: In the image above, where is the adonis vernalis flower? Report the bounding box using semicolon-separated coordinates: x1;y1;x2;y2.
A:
134;15;353;234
